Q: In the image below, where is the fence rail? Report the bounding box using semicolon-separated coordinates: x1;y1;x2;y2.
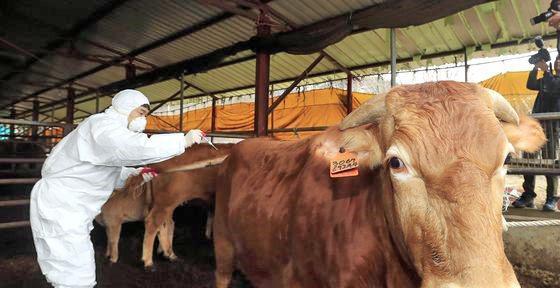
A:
0;199;30;207
0;178;39;185
0;158;45;164
0;221;30;230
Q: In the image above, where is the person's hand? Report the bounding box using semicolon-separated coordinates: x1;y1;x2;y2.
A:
132;167;158;183
184;129;204;148
536;60;548;72
548;10;560;29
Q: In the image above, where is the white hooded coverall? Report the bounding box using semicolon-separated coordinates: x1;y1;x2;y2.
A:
30;90;186;288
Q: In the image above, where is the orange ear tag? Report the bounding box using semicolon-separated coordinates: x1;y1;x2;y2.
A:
330;152;359;178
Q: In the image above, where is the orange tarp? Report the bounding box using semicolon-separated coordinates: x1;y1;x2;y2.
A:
147;88;373;140
479;71;539;115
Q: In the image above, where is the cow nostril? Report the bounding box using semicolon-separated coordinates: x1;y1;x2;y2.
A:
431;249;444;266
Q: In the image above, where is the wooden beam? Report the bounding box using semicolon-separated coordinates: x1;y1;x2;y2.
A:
268;54;324;114
346;73;353;114
321;52;352;76
180;79;218;99
148;87;187;114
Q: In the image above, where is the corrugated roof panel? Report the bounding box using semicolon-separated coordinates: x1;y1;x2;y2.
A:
185;59;255;92
3;0;556;118
81;1;223;56
140;16;256;66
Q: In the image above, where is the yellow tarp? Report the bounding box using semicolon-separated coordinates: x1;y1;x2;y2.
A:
479;71;539;115
147;88;373;140
147;72;538;141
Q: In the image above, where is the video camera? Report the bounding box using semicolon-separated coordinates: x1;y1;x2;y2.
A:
530;0;559;25
528;36;551;65
529;1;559;65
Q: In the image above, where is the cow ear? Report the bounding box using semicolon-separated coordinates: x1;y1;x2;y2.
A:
502;115;546;153
340;124;384;169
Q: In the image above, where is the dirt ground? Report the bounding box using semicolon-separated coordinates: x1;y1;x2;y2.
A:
0;205;253;288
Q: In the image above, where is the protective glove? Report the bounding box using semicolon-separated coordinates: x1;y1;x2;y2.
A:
131;167;159;183
184;129;204;148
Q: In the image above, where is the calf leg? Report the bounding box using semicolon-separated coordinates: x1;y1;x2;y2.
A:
106;222;122;263
158;217;178;261
104;226;111;259
142;208;169;270
205;212;214;239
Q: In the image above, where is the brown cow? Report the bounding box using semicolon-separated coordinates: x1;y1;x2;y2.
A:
95;143;233;268
213;82;546;288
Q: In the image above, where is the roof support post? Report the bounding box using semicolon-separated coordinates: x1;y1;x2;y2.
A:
32;98;39;141
269;84;274;134
179;72;185;132
9;108;16;139
464;47;469;82
125;61;136;79
254;10;271;137
66;88;75;124
346;73;353;114
95;93;100;113
64;87;75;136
211;97;217;133
390;28;397;87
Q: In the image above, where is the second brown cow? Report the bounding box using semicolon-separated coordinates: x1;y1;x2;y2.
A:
95;143;233;269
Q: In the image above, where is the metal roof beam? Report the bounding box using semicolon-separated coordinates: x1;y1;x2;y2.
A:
492;2;510;41
74;107;93;116
1;0;129;82
149;87;187;114
268;53;325;114
179;79;218;100
510;0;529;39
474;6;495;43
457;12;480;46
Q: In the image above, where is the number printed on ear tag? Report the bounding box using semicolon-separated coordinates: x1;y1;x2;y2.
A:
330;152;359;178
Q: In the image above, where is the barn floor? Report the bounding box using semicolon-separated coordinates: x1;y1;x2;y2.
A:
0;180;558;288
0;204;252;288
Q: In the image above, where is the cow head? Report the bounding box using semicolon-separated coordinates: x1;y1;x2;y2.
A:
338;81;545;287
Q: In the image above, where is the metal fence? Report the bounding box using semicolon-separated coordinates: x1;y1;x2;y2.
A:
508;112;560;175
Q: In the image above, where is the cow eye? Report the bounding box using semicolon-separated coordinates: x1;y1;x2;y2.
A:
504;153;512;165
389;157;405;169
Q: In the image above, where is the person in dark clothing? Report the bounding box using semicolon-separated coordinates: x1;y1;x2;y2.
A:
513;57;560;211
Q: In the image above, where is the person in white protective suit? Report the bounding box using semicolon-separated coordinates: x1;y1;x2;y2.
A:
29;89;204;288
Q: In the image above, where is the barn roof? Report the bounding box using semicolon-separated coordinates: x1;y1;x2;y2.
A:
0;0;555;120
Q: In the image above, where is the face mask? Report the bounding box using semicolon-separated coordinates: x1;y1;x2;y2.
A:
128;116;147;132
